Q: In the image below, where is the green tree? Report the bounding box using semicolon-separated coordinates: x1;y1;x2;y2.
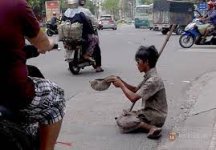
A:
28;0;67;21
102;0;119;17
85;0;96;15
28;0;41;9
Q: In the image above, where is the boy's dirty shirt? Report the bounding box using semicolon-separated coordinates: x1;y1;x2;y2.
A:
136;68;168;127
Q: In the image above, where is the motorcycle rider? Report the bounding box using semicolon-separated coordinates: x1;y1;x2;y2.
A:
50;12;58;32
200;1;216;43
78;0;104;72
63;0;99;62
78;0;99;27
0;0;66;150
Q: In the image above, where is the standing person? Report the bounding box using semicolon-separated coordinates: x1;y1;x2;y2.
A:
0;0;66;150
106;46;168;139
78;0;104;72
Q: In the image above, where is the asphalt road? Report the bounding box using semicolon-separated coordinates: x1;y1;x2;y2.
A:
28;24;216;150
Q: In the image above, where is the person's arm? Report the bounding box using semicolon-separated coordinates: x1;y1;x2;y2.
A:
137;77;164;103
106;76;138;92
82;8;99;26
119;78;138;93
106;76;140;102
18;0;53;54
119;82;141;103
27;30;54;54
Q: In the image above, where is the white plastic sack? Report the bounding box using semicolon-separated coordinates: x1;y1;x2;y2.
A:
58;21;83;41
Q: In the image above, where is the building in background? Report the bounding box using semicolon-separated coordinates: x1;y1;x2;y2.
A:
45;1;61;21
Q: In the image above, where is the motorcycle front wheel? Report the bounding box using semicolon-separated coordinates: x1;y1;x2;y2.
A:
179;34;195;48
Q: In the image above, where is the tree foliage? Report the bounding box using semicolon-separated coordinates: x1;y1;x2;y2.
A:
85;0;96;15
28;0;41;9
102;0;120;15
27;0;96;16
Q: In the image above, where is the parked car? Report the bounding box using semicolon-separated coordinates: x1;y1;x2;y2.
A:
98;15;117;30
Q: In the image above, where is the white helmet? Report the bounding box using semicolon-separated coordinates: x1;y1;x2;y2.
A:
67;0;78;4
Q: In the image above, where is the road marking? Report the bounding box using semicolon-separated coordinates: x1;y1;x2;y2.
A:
182;80;191;83
208;121;216;150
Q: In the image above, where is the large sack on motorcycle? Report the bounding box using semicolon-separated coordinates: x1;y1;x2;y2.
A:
58;21;83;42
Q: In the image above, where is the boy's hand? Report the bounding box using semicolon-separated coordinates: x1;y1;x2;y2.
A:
104;75;123;88
112;78;124;88
105;75;120;83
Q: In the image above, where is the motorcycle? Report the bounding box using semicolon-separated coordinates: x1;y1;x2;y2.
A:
0;44;58;150
46;22;58;37
62;24;101;75
64;39;99;75
179;19;216;48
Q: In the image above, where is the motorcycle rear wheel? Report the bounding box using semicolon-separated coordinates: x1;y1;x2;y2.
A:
162;28;169;35
46;29;53;37
69;61;80;75
179;34;195;48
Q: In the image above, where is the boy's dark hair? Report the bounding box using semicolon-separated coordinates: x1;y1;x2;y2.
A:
135;45;159;68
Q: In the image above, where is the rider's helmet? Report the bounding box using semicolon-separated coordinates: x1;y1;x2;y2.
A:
207;1;215;9
52;12;56;16
79;0;86;6
67;0;79;8
68;0;78;4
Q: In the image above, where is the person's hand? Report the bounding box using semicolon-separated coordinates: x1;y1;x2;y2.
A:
105;75;120;83
112;78;123;88
104;75;122;88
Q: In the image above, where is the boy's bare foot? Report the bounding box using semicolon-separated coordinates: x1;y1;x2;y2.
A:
147;127;162;139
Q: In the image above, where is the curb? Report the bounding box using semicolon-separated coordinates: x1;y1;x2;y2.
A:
208;120;216;150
